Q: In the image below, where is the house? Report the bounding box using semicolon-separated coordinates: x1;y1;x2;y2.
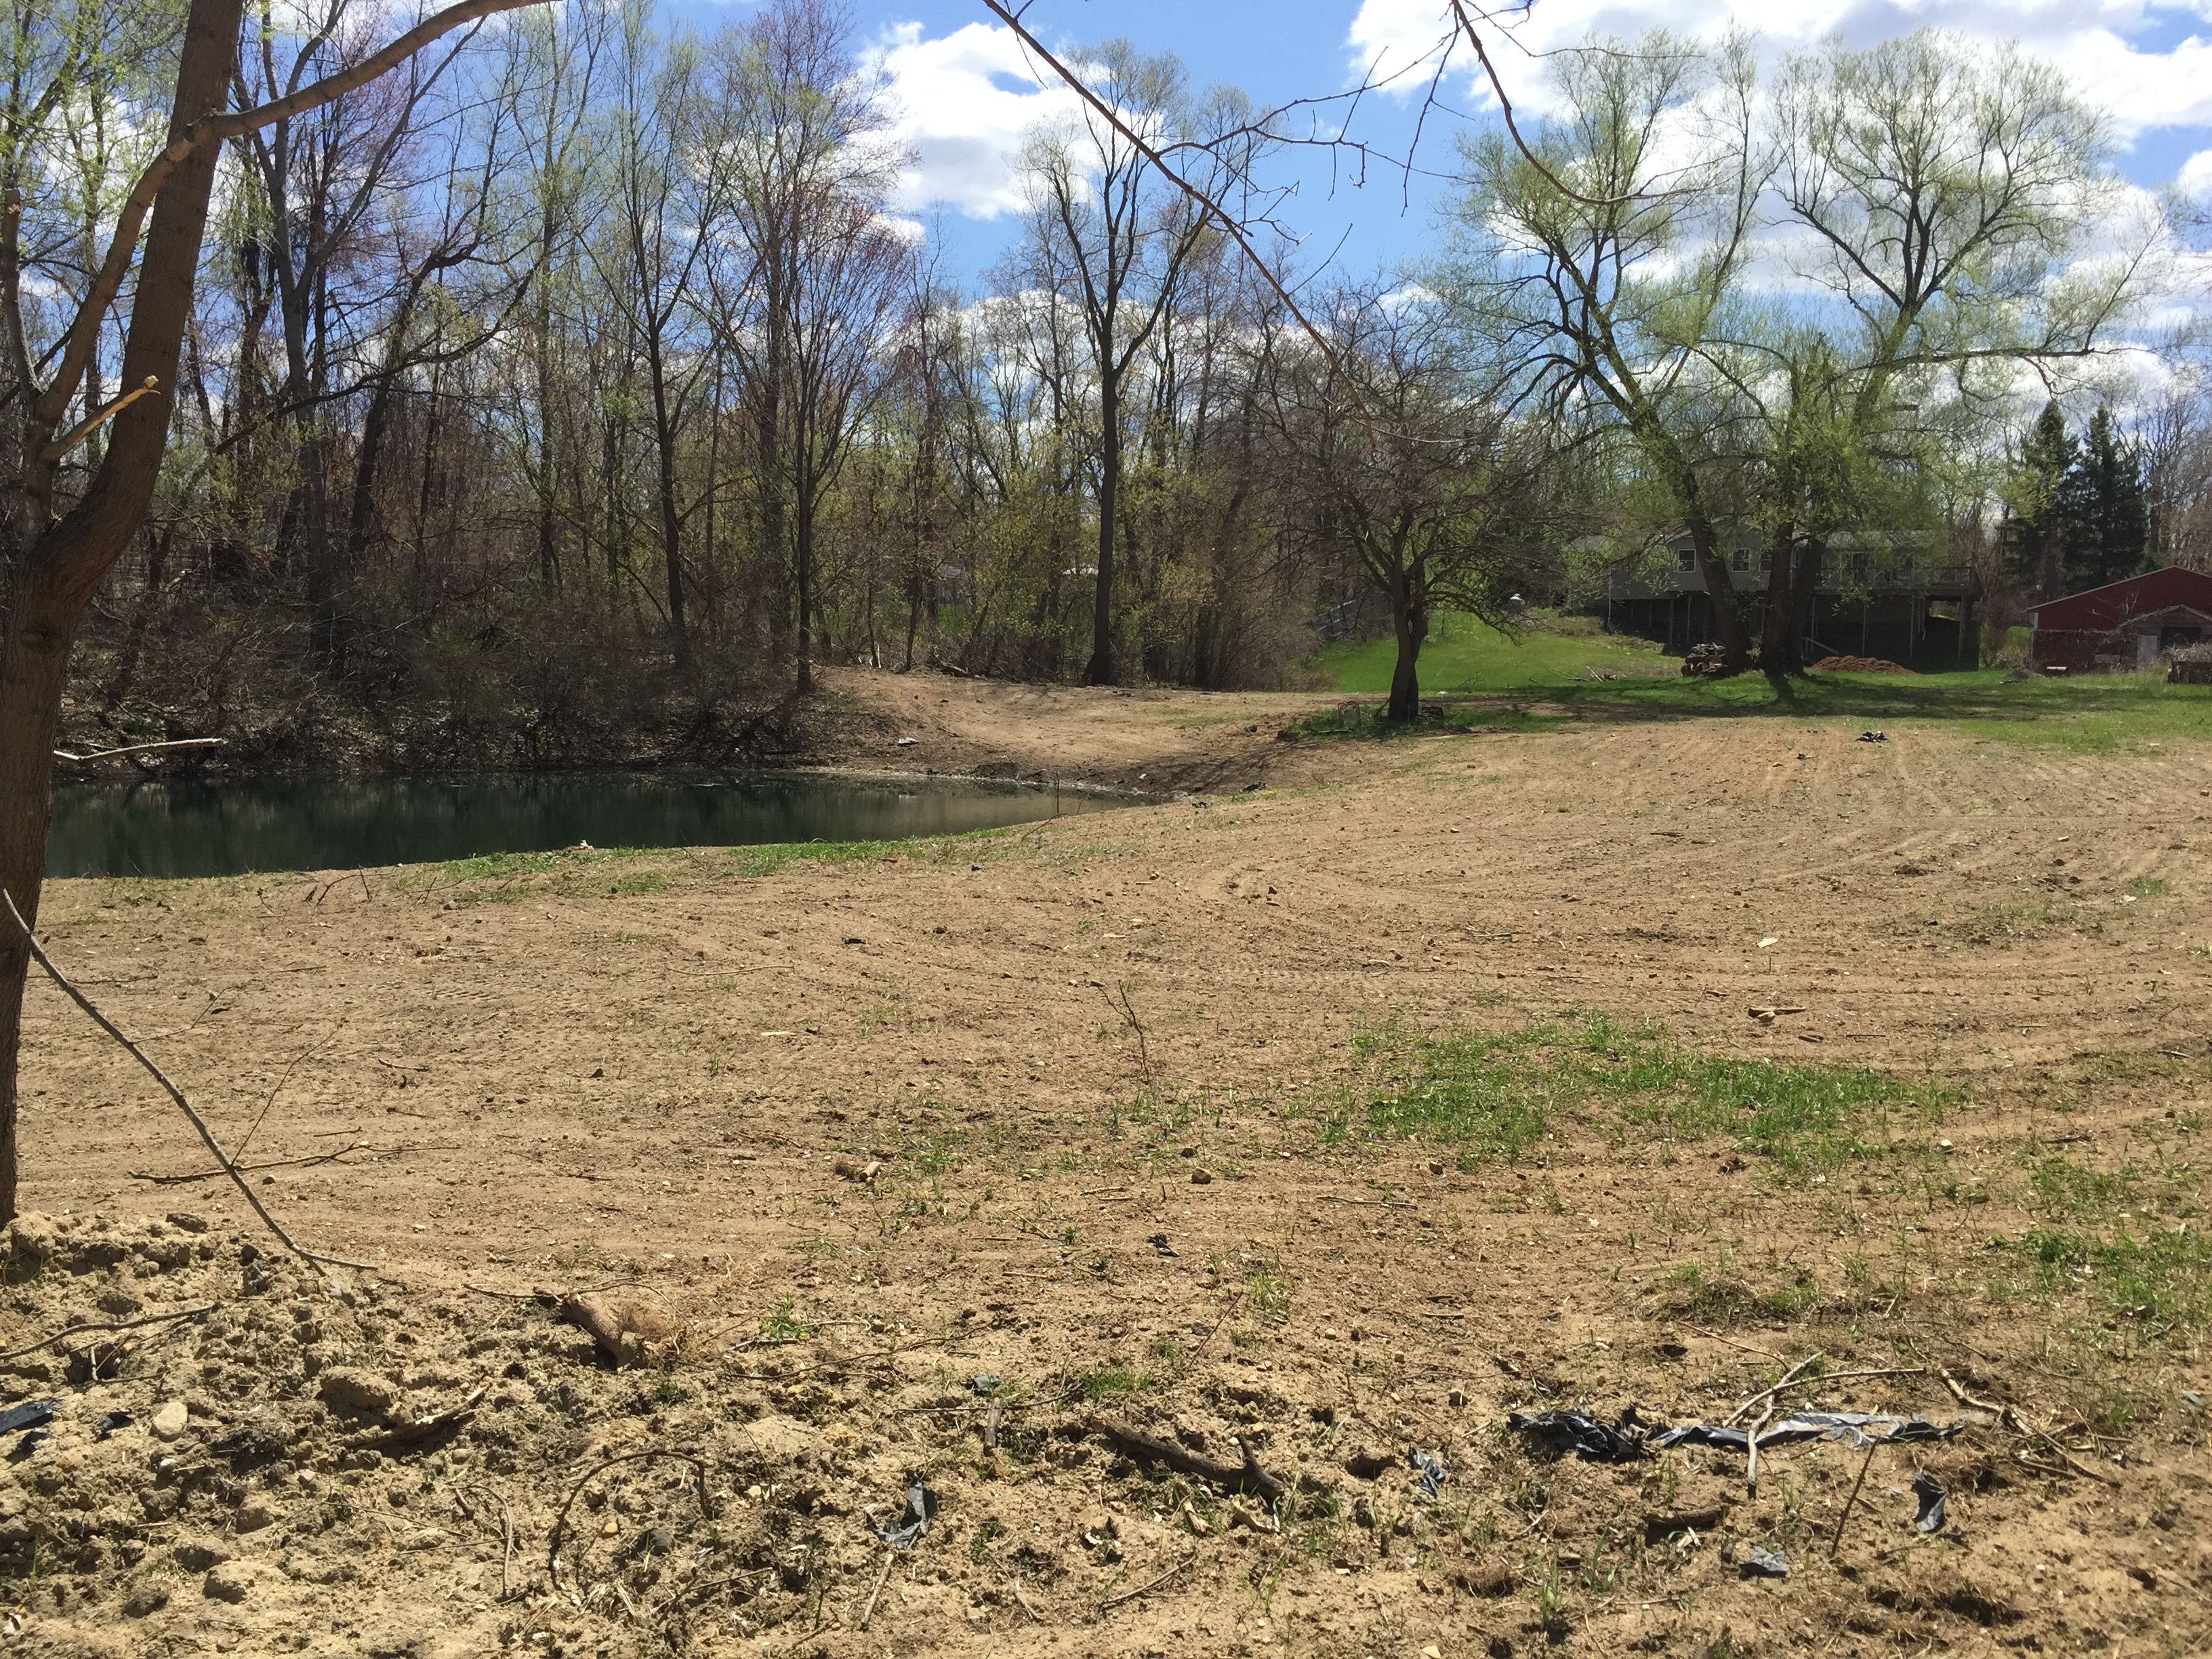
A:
1599;537;1980;668
2028;567;2212;674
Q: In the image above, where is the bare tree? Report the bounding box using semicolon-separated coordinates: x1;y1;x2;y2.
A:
1267;285;1563;721
1019;41;1250;686
0;0;548;1222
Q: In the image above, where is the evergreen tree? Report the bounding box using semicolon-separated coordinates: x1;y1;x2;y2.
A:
2004;401;2076;596
2062;405;2148;588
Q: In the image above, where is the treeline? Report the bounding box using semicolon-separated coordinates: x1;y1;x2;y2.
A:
16;3;2209;764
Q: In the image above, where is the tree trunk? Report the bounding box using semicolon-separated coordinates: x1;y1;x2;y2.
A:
647;342;690;672
1387;574;1425;724
0;0;243;1223
1759;522;1799;674
1085;363;1119;686
795;462;815;695
1685;513;1753;670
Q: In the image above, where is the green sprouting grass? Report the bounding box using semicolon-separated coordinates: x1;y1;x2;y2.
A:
1246;1262;1294;1324
724;827;1014;878
1075;1363;1149;1400
2126;876;2173;899
1667;1262;1828;1324
1315;611;1672;694
2029;1156;2140;1216
2003;1227;2212;1336
1337;1017;1953;1178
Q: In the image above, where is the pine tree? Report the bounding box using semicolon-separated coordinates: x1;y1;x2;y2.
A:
2004;401;2076;596
2062;405;2148;588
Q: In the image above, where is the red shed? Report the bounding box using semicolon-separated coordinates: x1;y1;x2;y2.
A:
2028;567;2212;673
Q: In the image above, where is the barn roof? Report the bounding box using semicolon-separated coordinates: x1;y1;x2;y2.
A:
2028;567;2212;633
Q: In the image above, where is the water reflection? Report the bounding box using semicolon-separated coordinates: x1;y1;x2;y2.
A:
46;771;1128;879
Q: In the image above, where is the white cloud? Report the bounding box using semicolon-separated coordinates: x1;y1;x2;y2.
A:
1348;0;2212;140
868;22;1080;218
2179;147;2212;198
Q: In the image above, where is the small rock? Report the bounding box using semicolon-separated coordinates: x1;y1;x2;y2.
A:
176;1538;232;1573
1189;1168;1212;1185
165;1211;209;1234
150;1401;189;1441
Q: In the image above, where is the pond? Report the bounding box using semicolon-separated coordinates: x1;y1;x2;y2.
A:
44;770;1133;880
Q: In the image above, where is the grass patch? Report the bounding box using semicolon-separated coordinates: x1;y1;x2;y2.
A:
2029;1156;2140;1216
2003;1228;2212;1336
1246;1262;1294;1324
1315;610;1671;694
1303;642;2211;752
2126;876;2172;899
1075;1363;1149;1400
1339;1017;1952;1178
724;827;1014;878
758;1297;810;1344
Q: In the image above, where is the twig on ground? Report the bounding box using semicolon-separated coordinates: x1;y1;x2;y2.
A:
1101;1552;1195;1610
0;1303;218;1362
1729;1363;1925;1426
1830;1439;1881;1557
1087;1413;1288;1503
1939;1366;2114;1486
2;888;373;1273
129;1140;369;1185
857;1548;895;1631
1728;1352;1826;1426
1744;1401;1777;1498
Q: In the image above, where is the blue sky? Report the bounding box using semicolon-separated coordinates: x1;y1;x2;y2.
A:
687;0;2212;293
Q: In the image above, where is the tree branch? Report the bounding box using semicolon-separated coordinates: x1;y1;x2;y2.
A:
36;0;546;433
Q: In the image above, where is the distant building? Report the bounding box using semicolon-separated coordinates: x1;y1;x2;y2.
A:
1600;537;1980;668
2028;567;2212;674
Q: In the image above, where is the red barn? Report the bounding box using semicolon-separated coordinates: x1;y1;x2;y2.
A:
2028;567;2212;674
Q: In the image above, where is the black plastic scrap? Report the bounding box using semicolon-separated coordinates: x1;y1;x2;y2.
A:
1912;1471;1948;1534
1740;1544;1789;1579
1409;1446;1448;1498
878;1483;939;1551
0;1401;55;1437
1856;730;1888;743
1506;1408;1654;1463
1650;1410;1965;1454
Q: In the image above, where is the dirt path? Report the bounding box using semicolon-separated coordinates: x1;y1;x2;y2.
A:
6;680;2210;1658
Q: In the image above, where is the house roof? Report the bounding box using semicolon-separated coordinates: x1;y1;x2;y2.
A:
2028;567;2212;632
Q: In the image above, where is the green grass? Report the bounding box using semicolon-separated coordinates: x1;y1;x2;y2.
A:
1305;614;2211;753
1074;1363;1149;1400
1335;1017;1953;1179
1315;611;1671;694
2004;1227;2212;1336
2126;876;2172;899
725;827;1012;878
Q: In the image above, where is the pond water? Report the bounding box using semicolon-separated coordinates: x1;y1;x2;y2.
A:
45;770;1132;880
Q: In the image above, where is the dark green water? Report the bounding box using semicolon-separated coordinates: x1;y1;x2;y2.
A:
45;771;1130;880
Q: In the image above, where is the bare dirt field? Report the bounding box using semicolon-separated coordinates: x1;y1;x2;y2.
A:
5;669;2210;1659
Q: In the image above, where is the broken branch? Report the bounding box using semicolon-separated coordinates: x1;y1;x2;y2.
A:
0;1302;218;1362
1086;1412;1287;1503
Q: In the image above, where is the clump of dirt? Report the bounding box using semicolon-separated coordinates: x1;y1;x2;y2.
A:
1809;654;1914;673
